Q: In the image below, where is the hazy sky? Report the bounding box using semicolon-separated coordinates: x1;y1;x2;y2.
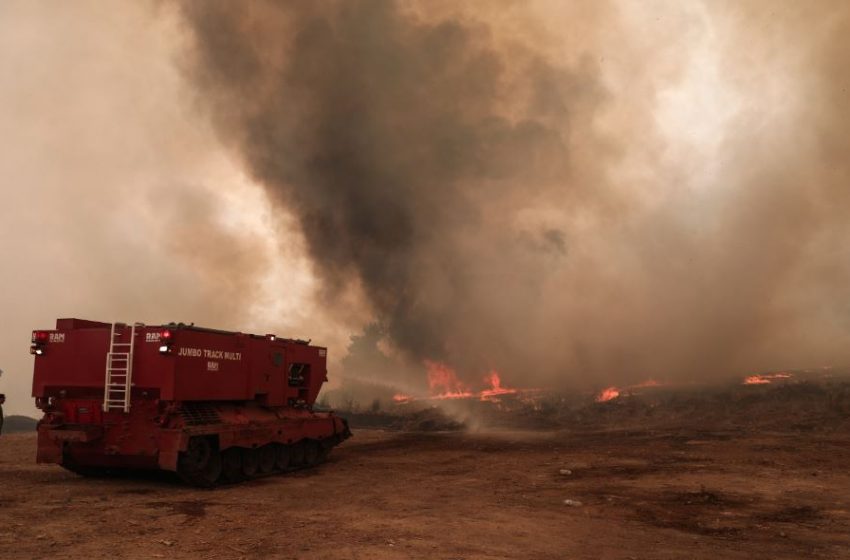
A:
0;1;351;415
1;1;848;415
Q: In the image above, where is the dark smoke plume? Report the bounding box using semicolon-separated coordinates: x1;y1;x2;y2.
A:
176;0;850;389
178;0;601;373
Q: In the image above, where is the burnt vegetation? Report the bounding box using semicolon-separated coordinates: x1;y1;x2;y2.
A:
338;378;850;434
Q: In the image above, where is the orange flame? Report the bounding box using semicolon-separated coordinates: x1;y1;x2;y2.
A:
743;372;792;385
596;386;620;402
431;391;476;400
595;378;665;402
479;371;518;401
394;363;526;402
634;378;661;388
425;360;474;399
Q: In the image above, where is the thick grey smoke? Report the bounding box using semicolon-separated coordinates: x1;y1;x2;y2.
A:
176;0;850;390
177;0;605;381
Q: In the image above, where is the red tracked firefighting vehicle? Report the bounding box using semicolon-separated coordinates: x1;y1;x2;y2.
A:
31;319;351;486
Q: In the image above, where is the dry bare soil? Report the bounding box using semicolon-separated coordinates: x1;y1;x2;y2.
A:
1;419;849;560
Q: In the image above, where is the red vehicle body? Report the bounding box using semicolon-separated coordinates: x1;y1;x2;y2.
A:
31;318;351;486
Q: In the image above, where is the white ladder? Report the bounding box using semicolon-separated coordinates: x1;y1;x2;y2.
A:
102;322;142;412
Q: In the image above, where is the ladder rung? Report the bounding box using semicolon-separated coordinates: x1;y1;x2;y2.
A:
104;322;136;414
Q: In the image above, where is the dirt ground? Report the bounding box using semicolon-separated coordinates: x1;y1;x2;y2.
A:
1;423;848;560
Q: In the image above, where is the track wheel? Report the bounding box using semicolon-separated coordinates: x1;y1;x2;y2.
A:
222;448;244;483
303;440;320;466
178;436;222;488
241;448;260;479
258;445;276;474
62;447;115;478
275;444;291;471
61;462;114;478
317;441;331;463
290;441;306;468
